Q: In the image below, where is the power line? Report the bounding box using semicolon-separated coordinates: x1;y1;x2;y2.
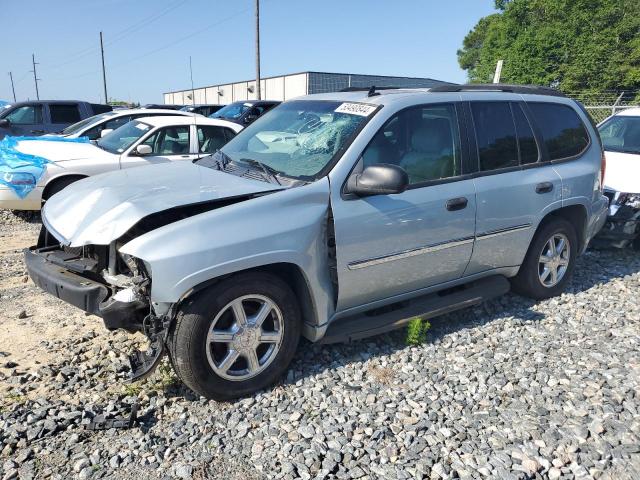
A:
50;4;254;83
42;0;188;71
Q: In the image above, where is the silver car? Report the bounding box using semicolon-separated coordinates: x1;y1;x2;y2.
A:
25;85;608;400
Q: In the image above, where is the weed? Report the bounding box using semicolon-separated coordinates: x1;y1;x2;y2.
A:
405;317;431;346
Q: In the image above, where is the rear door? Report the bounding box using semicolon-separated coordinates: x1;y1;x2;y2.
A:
332;102;477;310
120;124;197;169
464;101;563;275
47;103;82;134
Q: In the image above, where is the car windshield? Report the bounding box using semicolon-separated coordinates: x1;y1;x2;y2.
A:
598;115;640;155
96;120;152;154
210;102;251;119
62;112;118;135
204;100;376;180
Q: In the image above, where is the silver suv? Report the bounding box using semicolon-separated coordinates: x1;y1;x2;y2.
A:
25;85;608;400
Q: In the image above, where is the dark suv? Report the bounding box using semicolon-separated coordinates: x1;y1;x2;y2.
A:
209;100;280;125
0;101;112;139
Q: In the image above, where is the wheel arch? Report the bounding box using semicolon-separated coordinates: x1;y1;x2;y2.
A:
173;262;319;341
42;173;88;200
539;204;589;254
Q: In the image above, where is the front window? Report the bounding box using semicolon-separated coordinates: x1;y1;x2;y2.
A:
205;100;376;180
598;115;640;155
96;120;152;154
62;112;118;135
210;102;252;120
5;105;43;124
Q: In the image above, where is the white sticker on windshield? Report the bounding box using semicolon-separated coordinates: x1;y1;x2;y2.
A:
135;124;150;130
334;103;377;117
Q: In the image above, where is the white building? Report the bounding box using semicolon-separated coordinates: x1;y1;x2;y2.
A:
164;71;451;105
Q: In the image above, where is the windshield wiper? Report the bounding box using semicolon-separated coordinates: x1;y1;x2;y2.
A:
240;158;282;185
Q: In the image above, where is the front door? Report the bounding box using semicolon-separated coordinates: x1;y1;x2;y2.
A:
3;104;45;136
332;103;477;311
120;125;197;169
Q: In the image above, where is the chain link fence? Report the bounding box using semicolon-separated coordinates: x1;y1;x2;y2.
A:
566;90;640;124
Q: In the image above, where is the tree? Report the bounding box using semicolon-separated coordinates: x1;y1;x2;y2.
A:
457;0;640;93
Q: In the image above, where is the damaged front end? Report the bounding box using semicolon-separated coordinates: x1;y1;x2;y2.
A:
25;226;166;381
594;190;640;249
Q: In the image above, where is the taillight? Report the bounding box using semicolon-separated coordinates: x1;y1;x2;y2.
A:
600;150;606;192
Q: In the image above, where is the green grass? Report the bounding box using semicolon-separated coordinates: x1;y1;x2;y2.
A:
405;317;431;346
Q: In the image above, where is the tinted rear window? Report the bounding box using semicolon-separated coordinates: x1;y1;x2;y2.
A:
49;104;81;124
471;102;518;171
528;103;589;160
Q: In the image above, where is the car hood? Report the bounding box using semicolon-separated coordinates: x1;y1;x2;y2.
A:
604;150;640;193
15;139;111;162
42;162;283;247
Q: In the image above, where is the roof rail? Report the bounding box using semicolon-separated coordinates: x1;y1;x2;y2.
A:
429;84;567;98
340;86;401;94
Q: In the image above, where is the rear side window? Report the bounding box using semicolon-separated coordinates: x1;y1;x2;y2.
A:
513;104;539;164
471;102;518;171
50;104;81;124
527;103;589;160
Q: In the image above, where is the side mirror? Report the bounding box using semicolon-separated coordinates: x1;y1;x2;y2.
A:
345;164;409;197
100;128;113;138
133;144;153;156
0;119;9;128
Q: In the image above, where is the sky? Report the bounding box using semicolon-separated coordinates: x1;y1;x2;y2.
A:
1;0;497;105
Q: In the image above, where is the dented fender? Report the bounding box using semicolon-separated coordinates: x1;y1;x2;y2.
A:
120;178;335;328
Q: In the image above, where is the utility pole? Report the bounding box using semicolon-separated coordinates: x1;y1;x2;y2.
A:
8;72;16;102
255;0;261;100
189;56;195;105
31;54;40;100
100;32;108;103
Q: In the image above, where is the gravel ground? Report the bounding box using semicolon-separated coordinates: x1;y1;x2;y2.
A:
0;210;639;480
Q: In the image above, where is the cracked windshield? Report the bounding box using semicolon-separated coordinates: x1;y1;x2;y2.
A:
212;100;376;180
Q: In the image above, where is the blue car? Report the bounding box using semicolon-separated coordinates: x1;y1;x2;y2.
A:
26;84;608;399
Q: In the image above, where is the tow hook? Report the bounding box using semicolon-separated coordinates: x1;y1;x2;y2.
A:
128;314;171;382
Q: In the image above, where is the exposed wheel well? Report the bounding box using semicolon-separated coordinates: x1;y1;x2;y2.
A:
540;205;588;253
42;175;87;201
180;263;316;336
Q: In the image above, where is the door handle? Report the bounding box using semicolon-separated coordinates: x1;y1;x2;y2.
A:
30;129;45;134
446;197;468;211
535;182;554;194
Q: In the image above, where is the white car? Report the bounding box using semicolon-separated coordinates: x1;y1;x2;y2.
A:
595;107;640;248
0;116;242;210
54;108;196;140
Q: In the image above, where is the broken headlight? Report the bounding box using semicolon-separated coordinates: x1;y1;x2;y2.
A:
614;193;640;208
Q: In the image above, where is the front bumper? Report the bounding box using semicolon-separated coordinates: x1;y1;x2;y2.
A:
25;246;148;332
0;186;43;210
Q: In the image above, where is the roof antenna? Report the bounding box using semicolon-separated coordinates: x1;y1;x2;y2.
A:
367;85;379;97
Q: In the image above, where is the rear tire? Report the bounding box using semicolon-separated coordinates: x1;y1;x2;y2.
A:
511;218;578;300
167;272;301;400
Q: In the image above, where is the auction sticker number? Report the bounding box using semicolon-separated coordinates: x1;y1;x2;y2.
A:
334;103;377;117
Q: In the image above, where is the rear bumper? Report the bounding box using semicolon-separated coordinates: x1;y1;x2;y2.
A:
25;247;147;332
0;186;43;210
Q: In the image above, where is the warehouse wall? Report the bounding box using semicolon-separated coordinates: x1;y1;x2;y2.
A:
164;72;449;105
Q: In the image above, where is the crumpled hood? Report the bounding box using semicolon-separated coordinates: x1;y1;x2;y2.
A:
15;139;110;162
42;162;283;246
604;150;640;194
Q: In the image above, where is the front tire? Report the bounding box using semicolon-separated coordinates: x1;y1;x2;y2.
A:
511;218;578;300
167;272;301;400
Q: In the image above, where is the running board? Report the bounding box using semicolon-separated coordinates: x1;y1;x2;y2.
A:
320;275;510;344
